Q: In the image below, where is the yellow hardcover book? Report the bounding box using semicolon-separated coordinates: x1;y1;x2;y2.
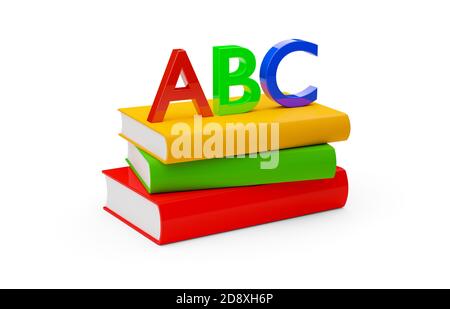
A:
119;94;350;164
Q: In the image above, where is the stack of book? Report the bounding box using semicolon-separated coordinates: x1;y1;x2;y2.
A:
103;94;350;245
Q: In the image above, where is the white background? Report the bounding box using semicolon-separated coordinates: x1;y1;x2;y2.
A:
1;0;449;288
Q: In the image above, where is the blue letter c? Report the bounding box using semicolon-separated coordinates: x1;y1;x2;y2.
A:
260;39;318;107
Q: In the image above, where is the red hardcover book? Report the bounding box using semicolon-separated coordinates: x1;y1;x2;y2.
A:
103;167;348;245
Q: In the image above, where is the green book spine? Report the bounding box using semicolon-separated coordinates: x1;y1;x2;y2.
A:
127;144;337;194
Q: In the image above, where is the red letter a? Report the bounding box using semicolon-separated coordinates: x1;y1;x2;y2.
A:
147;49;213;123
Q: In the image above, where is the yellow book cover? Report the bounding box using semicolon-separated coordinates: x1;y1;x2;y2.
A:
119;94;350;164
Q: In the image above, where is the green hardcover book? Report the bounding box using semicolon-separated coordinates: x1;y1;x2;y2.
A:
126;143;337;193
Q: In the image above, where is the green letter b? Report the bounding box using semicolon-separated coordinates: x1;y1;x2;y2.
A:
213;45;261;116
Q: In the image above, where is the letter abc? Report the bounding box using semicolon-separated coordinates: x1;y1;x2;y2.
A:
148;39;318;123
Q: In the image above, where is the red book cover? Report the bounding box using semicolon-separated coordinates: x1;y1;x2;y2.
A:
103;167;348;245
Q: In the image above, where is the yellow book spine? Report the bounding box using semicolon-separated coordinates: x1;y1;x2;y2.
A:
119;95;350;164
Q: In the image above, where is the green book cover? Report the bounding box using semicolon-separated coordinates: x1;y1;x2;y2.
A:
126;143;337;194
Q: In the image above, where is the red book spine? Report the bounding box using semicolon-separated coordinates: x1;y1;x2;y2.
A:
104;167;348;245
